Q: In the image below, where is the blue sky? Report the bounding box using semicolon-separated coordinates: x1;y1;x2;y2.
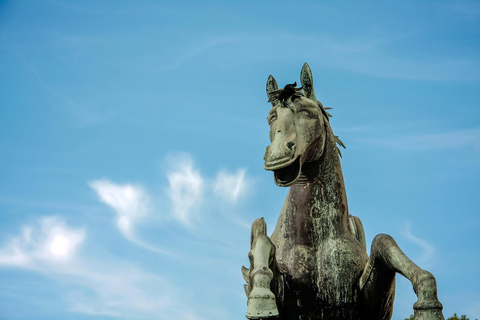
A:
0;1;479;319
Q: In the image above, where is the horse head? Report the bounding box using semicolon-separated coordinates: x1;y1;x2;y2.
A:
263;63;342;187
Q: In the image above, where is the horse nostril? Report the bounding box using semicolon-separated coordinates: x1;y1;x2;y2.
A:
286;141;296;153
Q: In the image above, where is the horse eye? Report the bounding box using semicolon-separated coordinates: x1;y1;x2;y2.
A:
268;113;277;124
299;109;312;118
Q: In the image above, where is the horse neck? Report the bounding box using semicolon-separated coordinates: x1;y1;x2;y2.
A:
286;130;349;242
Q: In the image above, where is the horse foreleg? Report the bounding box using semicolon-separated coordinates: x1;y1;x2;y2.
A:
242;218;281;319
359;234;444;320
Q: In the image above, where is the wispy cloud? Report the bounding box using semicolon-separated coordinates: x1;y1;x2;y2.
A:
89;153;251;251
439;1;480;21
403;222;436;268
89;180;149;239
63;263;191;319
363;128;480;151
219;29;479;81
166;154;204;226
0;216;212;319
156;36;240;72
214;169;247;203
89;180;170;254
0;216;85;267
315;31;480;81
466;300;480;320
12;50;113;126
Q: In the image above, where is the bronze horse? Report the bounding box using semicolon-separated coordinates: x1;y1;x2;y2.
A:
242;63;444;320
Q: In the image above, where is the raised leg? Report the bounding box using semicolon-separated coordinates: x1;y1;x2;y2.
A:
242;218;282;319
359;234;444;320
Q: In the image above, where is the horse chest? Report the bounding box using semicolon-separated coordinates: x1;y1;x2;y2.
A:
314;236;368;306
272;212;368;308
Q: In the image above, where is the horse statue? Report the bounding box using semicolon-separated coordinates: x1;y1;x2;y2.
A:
242;63;444;320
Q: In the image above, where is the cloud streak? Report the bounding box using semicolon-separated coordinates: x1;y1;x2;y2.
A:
89;180;170;254
404;222;436;268
214;169;247;203
13;51;112;126
362;128;480;151
62;263;190;319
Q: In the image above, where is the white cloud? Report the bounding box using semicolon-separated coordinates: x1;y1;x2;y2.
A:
89;180;149;239
0;154;253;319
90;155;250;233
89;180;169;254
0;216;84;266
404;222;436;268
214;169;247;202
0;216;212;319
88;155;249;250
166;154;204;226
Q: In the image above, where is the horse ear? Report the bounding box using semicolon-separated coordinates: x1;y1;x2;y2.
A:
300;62;317;101
266;75;278;105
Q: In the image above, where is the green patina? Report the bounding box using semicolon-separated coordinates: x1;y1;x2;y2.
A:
242;63;445;320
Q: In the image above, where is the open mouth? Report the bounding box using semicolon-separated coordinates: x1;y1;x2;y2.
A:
273;157;301;187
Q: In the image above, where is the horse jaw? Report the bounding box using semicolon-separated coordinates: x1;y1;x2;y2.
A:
272;157;302;187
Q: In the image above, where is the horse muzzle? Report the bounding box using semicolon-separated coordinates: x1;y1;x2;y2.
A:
264;141;303;187
263;140;296;169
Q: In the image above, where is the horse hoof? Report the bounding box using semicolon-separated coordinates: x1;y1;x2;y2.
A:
413;308;445;320
246;287;279;319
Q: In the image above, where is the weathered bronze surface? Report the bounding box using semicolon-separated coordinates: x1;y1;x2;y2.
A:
242;63;444;320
